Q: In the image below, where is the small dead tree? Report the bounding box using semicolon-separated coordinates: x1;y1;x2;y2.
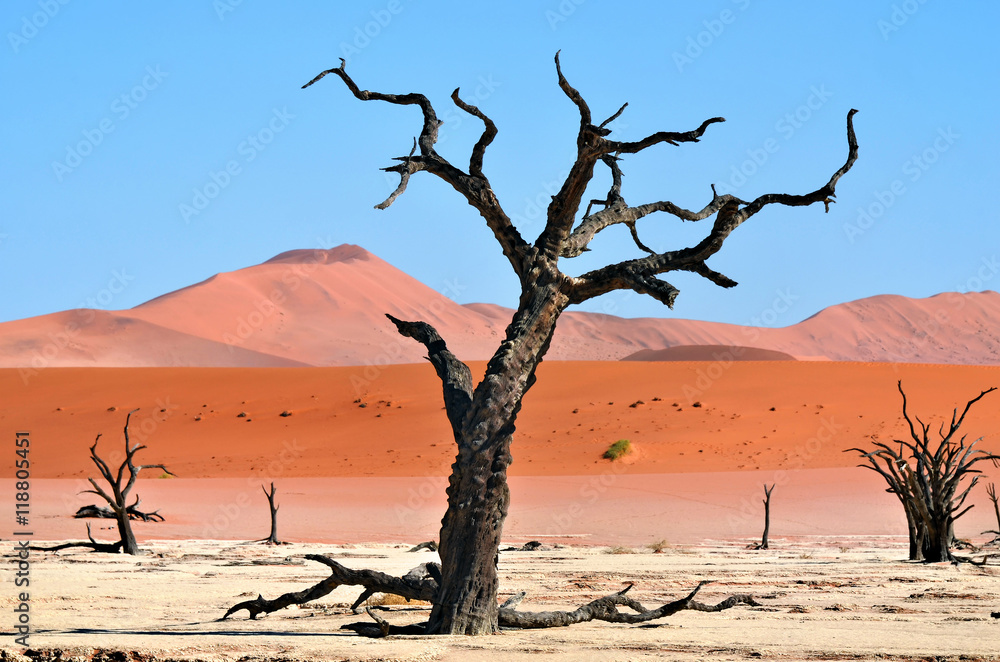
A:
848;381;998;562
984;483;1000;545
84;409;174;555
227;53;858;634
749;483;775;550
257;482;286;545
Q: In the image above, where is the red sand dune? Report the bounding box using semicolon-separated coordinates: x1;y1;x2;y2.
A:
0;244;998;367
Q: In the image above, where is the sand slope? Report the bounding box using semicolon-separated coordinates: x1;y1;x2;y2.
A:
1;244;998;366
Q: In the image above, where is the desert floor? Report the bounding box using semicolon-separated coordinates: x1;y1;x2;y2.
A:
2;361;1000;658
2;538;999;661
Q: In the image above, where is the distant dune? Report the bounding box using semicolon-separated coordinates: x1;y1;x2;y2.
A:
622;345;797;362
1;244;998;367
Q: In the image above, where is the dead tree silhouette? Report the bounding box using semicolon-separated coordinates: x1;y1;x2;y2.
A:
848;381;998;562
227;52;858;634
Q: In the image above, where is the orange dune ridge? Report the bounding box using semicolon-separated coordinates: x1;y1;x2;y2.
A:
2;361;998;481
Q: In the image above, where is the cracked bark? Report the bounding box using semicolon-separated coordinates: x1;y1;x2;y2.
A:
280;52;859;634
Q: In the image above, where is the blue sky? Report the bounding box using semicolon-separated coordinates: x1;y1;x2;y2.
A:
2;1;998;328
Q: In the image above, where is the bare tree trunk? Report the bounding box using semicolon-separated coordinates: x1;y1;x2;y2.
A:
115;510;138;555
986;484;1000;539
991;485;1000;532
260;482;283;545
905;509;923;561
759;484;774;550
428;437;511;634
424;282;565;635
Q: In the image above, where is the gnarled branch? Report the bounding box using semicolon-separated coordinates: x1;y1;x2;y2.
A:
498;581;759;628
450;89;497;179
304;59;529;277
221;554;439;620
386;314;473;434
28;523;123;554
740;109;859;218
563;109;857;308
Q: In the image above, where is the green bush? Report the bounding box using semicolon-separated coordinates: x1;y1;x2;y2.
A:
603;438;631;460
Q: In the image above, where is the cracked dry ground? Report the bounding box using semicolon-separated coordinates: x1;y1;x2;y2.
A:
2;537;998;661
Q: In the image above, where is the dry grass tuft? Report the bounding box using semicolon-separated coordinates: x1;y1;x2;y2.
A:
364;592;431;607
603;439;631;460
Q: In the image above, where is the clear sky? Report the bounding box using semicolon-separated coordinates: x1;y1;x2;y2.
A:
2;1;998;329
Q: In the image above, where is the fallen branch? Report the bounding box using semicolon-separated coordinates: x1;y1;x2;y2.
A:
28;523;124;554
220;554;438;620
74;497;164;523
498;581;758;628
408;540;438;552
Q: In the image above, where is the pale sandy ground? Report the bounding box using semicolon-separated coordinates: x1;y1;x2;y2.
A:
1;538;998;661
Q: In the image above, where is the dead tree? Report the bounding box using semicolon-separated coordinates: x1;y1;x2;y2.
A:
984;483;1000;545
256;482;286;545
749;483;775;550
267;53;857;634
848;381;998;562
84;409;173;555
